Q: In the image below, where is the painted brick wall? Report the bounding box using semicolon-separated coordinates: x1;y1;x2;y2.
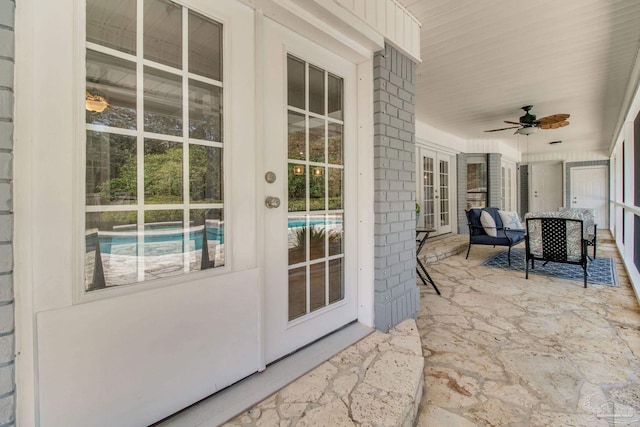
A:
373;44;419;331
0;0;15;425
456;153;468;233
487;153;501;208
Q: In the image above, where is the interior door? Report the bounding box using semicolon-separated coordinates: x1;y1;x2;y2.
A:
262;18;358;363
530;162;563;212
571;165;608;228
418;149;452;235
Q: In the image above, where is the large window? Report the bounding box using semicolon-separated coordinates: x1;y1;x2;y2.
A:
84;0;224;291
467;154;487;209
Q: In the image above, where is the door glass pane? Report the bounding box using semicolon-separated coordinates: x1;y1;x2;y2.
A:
188;10;222;81
328;168;343;210
328;258;343;303
309;262;326;312
144;0;182;69
288;163;306;212
328;123;343;165
86;50;137;129
309;65;324;115
143;209;184;281
288;112;305;161
190;208;224;270
86;0;136;55
287;56;305;110
144;139;183;204
86;131;137;205
328;74;343;120
85;211;137;291
144;67;182;136
286;56;344;320
189;80;222;142
309;118;325;163
288;267;306;321
309;215;326;261
310;167;325;211
328;214;343;256
189;145;223;203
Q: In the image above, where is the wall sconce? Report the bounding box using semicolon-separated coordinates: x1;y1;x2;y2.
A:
313;167;324;176
293;165;304;175
85;91;109;113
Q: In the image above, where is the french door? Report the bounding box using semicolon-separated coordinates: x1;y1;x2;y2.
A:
262;18;358;363
418;148;452;235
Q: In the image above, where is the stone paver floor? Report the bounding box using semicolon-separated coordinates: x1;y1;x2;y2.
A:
417;236;640;426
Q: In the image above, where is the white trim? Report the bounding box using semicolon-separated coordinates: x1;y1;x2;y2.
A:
356;56;375;328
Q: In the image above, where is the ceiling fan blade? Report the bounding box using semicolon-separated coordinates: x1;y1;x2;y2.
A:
535;113;570;124
484;126;521;132
504;120;521;125
539;120;569;130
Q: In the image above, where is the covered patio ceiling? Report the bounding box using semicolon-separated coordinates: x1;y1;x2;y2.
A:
396;0;640;155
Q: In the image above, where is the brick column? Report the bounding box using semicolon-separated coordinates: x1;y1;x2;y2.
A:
456;153;468;233
0;0;15;425
373;44;419;331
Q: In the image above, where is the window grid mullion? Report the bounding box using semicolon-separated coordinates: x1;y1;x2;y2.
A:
182;6;190;273
136;0;145;282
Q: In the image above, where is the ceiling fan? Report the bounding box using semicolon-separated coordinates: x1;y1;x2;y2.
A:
484;105;570;134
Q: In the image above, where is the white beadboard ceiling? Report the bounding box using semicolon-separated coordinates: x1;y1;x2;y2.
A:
396;0;640;155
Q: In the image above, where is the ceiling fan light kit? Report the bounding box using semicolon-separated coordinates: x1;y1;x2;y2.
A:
516;127;537;135
484;105;570;135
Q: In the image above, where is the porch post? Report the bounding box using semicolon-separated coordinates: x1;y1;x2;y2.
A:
373;43;419;331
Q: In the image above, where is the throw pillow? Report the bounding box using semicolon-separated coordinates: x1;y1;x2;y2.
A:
499;210;523;230
480;210;497;237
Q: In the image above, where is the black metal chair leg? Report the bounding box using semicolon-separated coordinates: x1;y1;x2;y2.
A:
465;244;472;259
507;246;512;266
416;260;442;295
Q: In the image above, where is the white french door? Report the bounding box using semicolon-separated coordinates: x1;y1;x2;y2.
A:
570;165;608;228
418;148;452;235
501;160;516;211
262;18;358;363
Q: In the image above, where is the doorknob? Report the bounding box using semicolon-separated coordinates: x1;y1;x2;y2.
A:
265;196;281;209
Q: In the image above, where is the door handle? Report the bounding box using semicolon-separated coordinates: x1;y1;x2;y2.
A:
265;196;281;209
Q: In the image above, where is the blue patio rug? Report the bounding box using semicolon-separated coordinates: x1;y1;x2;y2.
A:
481;248;619;287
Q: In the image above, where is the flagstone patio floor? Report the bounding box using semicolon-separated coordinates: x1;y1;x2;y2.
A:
174;231;640;426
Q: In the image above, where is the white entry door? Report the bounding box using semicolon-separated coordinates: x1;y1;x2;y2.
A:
530;162;563;212
570;165;608;228
418;148;452;235
262;18;358;363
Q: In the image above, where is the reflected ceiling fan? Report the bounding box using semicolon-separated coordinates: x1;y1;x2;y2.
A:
484;105;570;135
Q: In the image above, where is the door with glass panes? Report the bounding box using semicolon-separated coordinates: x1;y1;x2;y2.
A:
418;148;452;235
262;18;358;363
